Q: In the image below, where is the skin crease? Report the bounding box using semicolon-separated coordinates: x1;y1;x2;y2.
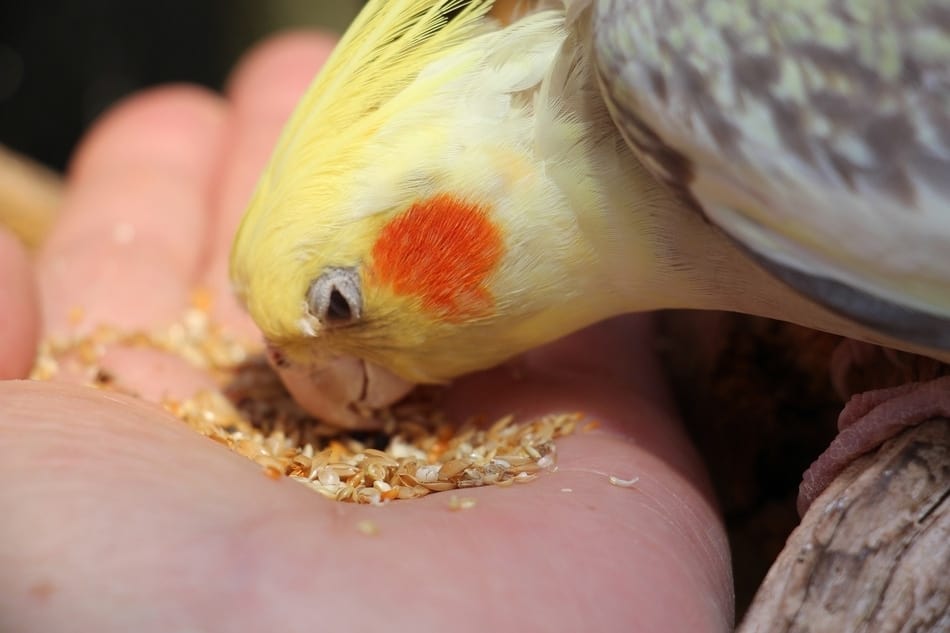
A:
0;32;733;632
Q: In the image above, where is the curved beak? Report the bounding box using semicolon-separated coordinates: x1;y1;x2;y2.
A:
270;352;415;429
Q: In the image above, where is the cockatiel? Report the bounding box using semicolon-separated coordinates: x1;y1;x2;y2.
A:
231;0;950;511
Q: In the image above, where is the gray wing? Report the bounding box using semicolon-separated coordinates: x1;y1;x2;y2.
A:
592;0;950;348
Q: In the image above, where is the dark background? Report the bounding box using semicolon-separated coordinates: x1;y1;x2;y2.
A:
0;1;361;171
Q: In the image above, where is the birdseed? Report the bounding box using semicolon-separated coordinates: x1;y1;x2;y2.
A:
448;495;477;511
31;296;580;504
608;475;640;488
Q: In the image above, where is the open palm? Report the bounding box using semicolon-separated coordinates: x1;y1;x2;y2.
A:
0;33;731;632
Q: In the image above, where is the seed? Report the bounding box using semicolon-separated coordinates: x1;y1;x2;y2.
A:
362;448;399;467
357;488;383;505
493;455;530;467
68;306;85;326
608;475;640;488
316;467;341;487
365;463;390;483
190;287;214;312
397;486;419;500
438;458;472;479
331;463;360;479
415;464;441;483
582;420;602;433
448;495;477;511
523;444;542;460
537;454;555;470
488;414;515;438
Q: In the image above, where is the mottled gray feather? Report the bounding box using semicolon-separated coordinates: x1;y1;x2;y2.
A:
593;0;950;321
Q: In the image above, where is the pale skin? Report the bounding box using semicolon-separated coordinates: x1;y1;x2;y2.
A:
0;33;733;632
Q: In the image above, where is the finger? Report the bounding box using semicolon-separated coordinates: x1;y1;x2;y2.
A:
38;86;227;336
0;229;39;378
1;381;732;632
201;32;337;336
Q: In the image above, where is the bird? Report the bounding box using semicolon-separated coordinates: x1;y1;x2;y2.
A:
229;0;950;513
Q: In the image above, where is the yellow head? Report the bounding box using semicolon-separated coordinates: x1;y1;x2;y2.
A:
230;0;645;387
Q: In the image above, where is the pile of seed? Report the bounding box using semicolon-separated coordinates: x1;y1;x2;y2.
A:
32;299;579;504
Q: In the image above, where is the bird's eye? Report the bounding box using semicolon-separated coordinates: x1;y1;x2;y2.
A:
307;267;362;326
326;288;352;321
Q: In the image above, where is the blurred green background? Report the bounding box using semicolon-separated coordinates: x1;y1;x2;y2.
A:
0;1;363;171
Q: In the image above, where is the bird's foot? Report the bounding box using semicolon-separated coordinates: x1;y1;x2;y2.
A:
797;375;950;516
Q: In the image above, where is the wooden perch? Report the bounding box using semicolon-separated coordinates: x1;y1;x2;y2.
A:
738;418;950;632
0;145;63;249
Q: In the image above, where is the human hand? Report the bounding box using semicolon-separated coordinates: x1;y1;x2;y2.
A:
0;33;732;632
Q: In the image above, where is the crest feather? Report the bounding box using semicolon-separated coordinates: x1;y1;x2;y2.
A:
271;0;497;174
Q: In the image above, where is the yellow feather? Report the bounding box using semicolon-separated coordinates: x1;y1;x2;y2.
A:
275;0;495;164
231;1;500;356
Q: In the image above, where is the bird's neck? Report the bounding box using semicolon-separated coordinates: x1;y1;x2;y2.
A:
639;202;837;321
615;197;950;360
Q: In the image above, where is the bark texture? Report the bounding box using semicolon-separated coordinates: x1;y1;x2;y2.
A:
738;418;950;633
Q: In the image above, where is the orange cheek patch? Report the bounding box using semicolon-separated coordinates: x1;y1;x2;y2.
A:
369;194;504;321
